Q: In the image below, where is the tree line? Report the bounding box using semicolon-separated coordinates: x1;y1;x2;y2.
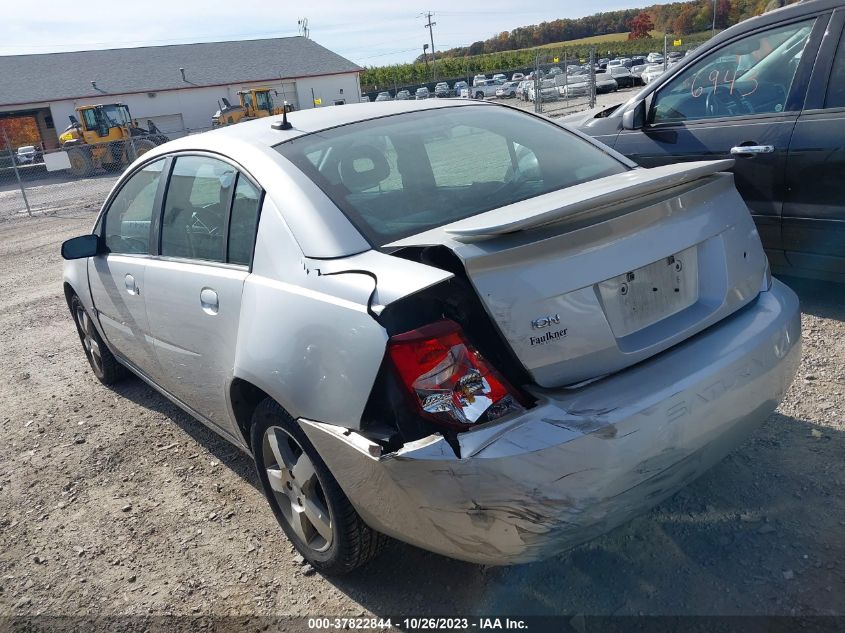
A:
360;0;795;91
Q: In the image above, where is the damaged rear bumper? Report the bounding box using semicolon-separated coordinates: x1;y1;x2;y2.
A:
301;280;801;565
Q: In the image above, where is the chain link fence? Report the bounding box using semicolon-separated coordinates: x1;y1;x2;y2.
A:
530;47;597;117
0;124;212;220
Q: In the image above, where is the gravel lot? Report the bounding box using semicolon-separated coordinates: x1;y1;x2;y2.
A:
0;159;843;622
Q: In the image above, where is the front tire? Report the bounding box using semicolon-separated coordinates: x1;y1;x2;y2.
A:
66;147;94;177
70;295;127;385
250;399;385;574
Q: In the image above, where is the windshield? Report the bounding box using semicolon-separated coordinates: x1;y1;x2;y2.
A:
102;105;130;126
275;106;626;245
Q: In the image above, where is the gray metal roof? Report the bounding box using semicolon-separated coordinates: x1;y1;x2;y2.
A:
0;37;361;106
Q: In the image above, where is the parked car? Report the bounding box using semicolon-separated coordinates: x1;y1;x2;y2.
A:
511;72;525;81
492;73;507;82
61;98;800;573
472;74;487;86
15;145;40;165
646;52;663;63
608;65;635;88
640;63;665;84
528;78;559;102
453;81;469;98
471;79;501;99
434;82;451;98
607;59;623;68
495;81;519;98
518;79;531;101
560;72;618;97
394;90;411;100
631;56;646;67
568;0;845;282
374;91;392;102
548;66;563;76
630;63;649;84
414;87;430;100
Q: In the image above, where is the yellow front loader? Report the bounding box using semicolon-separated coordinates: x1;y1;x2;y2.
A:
58;103;169;177
212;88;292;127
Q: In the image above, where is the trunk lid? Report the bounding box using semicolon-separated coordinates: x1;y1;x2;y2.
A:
387;161;768;388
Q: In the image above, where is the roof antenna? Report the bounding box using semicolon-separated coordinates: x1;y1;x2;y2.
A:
179;67;187;82
91;80;97;90
272;101;293;130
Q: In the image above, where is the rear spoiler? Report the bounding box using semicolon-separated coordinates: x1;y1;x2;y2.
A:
444;159;734;240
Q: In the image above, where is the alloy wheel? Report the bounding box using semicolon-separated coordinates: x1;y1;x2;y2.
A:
262;425;333;552
75;305;103;376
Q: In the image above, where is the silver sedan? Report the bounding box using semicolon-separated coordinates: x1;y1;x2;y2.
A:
62;100;800;573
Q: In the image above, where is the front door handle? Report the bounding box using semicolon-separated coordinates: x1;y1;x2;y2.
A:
124;274;139;295
730;144;774;156
200;287;219;315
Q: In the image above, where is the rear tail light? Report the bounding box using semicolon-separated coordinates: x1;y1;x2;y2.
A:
387;319;524;430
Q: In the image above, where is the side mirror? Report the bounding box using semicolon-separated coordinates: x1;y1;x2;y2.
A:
62;234;104;260
622;99;646;130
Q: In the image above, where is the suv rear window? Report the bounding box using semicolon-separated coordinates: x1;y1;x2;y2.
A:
274;106;626;245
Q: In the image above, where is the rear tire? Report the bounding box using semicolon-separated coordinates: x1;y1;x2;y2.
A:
475;91;484;100
70;294;127;385
66;147;94;177
250;398;385;574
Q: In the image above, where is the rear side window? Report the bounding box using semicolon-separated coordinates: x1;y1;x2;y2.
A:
275;106;625;245
103;159;165;254
228;176;262;266
825;29;845;108
652;19;815;123
160;156;235;262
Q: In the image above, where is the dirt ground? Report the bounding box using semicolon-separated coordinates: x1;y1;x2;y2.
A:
0;194;843;621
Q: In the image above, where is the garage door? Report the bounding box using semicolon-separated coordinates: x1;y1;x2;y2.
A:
139;114;185;137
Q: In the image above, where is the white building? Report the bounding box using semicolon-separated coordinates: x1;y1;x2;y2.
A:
0;37;362;148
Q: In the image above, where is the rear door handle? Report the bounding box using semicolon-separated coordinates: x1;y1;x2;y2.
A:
200;287;219;315
124;274;139;295
730;144;774;156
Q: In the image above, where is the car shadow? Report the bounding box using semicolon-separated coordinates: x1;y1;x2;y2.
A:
109;366;844;615
777;275;845;321
108;377;258;487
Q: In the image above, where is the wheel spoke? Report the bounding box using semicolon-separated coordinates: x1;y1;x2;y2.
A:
289;507;310;543
266;467;288;493
266;429;296;470
302;497;332;542
291;453;316;487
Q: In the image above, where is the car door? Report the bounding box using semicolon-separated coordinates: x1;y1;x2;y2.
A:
88;158;166;377
782;9;845;279
613;15;828;269
143;154;263;435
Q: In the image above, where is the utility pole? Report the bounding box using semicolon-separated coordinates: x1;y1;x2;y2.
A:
421;12;437;80
712;0;717;35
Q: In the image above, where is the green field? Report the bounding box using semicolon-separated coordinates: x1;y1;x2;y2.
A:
536;30;665;48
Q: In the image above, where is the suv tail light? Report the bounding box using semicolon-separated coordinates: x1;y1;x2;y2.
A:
387;319;524;430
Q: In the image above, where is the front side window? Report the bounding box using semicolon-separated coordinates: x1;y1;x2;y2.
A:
275;106;625;245
103;159;165;254
82;109;98;131
652;19;815;124
160;156;235;262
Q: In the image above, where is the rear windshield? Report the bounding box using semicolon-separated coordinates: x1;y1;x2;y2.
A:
274;105;626;245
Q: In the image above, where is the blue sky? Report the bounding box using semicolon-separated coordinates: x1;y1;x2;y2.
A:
3;1;672;65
